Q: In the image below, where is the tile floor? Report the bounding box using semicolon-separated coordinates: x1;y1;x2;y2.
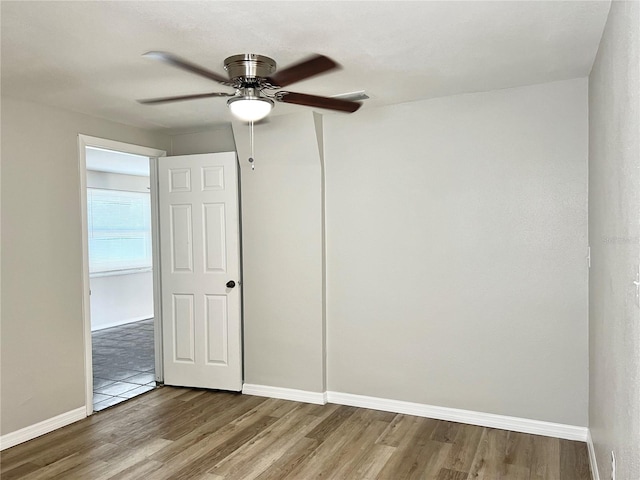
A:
92;318;157;411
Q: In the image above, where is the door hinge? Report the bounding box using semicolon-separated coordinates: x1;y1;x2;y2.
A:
586;246;591;269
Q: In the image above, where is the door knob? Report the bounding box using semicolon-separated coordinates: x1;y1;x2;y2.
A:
226;280;236;288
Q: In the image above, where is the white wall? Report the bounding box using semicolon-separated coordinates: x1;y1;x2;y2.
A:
0;96;169;436
588;1;640;479
170;125;236;156
180;80;589;427
86;171;154;331
324;79;589;426
231;113;326;393
89;271;153;331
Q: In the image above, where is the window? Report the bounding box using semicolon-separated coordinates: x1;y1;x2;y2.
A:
87;188;152;274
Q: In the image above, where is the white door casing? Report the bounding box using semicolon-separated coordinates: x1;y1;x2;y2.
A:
79;135;166;416
158;152;242;391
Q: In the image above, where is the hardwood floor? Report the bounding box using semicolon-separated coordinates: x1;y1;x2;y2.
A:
0;387;591;480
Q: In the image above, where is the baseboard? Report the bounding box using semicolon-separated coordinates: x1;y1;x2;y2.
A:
242;385;587;441
587;430;600;480
242;384;327;405
0;407;86;451
326;391;587;441
91;316;153;332
0;387;589;452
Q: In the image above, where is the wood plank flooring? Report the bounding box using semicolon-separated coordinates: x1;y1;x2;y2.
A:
0;387;591;480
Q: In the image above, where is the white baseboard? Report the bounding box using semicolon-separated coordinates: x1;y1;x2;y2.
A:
91;316;153;332
0;407;86;451
241;384;587;442
242;384;327;405
1;388;588;452
587;430;600;480
326;391;587;441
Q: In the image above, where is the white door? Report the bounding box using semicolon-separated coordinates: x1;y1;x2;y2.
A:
158;152;242;391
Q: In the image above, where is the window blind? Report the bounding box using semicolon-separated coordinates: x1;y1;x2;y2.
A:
87;188;152;274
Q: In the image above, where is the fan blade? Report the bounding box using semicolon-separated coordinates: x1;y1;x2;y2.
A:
138;92;233;105
331;90;369;102
276;91;361;113
143;51;232;85
267;54;339;88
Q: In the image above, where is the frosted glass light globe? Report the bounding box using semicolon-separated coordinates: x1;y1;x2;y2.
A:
227;97;273;122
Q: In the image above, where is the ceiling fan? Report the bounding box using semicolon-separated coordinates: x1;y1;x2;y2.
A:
138;52;363;122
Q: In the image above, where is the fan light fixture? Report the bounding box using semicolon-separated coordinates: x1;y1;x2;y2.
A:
227;96;274;122
140;51;363;171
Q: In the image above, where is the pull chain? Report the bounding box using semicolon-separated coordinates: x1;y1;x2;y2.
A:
248;121;255;170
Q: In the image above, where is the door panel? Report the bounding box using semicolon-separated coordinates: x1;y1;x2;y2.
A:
158;152;242;391
203;203;227;272
205;294;228;364
173;294;195;363
170;204;194;272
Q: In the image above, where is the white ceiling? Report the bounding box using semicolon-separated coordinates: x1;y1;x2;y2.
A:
1;1;610;134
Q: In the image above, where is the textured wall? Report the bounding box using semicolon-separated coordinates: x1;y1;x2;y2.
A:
324;79;589;426
0;97;169;435
589;1;640;478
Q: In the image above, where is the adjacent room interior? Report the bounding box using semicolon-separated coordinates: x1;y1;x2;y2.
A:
85;147;157;411
0;1;638;480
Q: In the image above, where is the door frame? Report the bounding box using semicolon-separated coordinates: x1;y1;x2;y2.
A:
78;134;166;416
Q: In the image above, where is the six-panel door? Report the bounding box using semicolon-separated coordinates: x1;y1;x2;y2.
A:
158;152;242;391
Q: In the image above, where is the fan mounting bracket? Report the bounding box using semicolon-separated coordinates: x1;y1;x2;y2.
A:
224;54;276;82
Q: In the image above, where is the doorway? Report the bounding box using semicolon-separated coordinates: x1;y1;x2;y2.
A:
79;135;166;415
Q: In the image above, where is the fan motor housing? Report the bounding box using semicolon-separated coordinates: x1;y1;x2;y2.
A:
224;54;276;80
